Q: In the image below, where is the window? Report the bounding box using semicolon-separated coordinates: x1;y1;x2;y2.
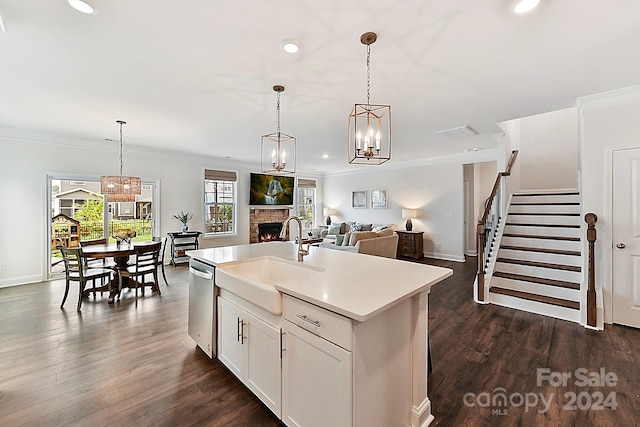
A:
297;178;316;230
204;169;237;236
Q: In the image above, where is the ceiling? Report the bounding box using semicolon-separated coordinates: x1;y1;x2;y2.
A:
1;0;639;173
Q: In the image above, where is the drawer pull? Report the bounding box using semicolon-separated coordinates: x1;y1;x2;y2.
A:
296;314;321;328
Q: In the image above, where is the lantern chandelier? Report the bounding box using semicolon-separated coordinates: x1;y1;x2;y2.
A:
100;120;141;202
348;32;391;165
261;85;297;174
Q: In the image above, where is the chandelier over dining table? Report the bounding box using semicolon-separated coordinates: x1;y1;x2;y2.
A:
100;120;141;202
348;32;391;165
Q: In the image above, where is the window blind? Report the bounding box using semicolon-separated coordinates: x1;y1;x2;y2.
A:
204;169;237;181
297;178;316;188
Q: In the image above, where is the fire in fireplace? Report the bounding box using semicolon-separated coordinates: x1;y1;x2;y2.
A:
258;222;283;242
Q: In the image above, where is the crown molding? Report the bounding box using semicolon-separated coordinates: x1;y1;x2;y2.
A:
576;84;640;112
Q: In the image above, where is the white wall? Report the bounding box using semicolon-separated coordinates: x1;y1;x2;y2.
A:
0;135;322;287
502;108;579;191
323;161;468;261
579;85;640;324
463;161;497;255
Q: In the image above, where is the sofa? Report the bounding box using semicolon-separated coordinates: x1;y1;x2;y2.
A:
321;222;396;245
319;227;399;259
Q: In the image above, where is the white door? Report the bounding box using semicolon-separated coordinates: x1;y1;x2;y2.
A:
612;148;640;328
217;297;245;377
244;310;282;417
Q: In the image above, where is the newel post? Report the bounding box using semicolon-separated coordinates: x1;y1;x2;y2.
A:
585;213;597;327
476;223;485;302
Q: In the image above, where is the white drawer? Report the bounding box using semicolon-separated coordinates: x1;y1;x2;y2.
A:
283;295;352;351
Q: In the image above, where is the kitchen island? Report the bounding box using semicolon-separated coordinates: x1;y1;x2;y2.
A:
187;241;452;427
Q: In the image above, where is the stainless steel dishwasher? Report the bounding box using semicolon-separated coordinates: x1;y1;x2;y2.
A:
188;258;216;358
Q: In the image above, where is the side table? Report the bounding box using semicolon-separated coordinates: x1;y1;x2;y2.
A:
396;230;424;259
168;231;202;266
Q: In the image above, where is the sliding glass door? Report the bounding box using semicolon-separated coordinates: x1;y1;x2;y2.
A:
48;176;157;277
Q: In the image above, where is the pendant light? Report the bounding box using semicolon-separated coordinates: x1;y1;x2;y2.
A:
348;32;391;165
261;85;297;174
100;120;141;202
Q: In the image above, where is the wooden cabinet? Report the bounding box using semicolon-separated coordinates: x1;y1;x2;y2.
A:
168;231;201;266
217;296;282;417
396;230;424;259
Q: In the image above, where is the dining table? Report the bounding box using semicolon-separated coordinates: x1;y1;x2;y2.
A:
80;241;159;304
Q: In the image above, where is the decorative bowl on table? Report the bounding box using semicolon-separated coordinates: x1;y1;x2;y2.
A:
113;228;136;245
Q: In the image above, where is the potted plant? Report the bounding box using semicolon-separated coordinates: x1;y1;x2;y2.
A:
173;211;193;233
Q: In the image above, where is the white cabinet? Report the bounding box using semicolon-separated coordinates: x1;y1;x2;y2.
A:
282;321;352;427
281;294;416;427
217;296;282;417
217;291;430;427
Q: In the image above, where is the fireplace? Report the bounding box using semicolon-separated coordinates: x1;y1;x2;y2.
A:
250;208;290;243
258;222;283;242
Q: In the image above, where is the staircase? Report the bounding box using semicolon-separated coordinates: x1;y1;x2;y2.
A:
488;191;582;323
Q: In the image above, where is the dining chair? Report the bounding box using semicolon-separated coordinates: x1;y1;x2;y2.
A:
59;247;113;311
152;236;169;286
119;241;162;307
80;238;113;297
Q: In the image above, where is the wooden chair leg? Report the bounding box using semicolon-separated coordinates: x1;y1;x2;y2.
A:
161;263;169;286
60;279;70;309
154;270;161;295
77;282;86;311
134;278;139;307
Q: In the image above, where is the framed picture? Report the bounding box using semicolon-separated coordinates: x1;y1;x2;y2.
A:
352;190;367;208
371;189;388;209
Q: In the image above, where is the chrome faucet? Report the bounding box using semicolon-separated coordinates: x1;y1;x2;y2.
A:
280;215;309;262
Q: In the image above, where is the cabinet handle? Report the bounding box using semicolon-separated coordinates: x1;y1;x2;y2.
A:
280;329;286;356
296;314;321;328
237;317;242;343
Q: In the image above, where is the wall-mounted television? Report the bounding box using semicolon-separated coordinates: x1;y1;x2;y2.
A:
249;173;295;207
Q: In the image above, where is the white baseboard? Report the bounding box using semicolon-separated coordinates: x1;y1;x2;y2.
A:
0;274;45;288
423;252;465;262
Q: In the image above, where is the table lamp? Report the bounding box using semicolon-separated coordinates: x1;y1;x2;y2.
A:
402;208;418;231
323;208;335;225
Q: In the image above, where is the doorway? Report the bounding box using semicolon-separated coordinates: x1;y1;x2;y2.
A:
612;148;640;328
48;176;157;278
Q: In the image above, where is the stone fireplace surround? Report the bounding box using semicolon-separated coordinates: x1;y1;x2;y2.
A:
249;208;291;244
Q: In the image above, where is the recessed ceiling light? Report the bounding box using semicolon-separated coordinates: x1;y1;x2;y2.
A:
281;39;300;54
322;154;329;159
510;0;540;15
67;0;97;14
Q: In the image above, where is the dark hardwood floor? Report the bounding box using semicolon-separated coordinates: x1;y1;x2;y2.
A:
1;257;638;426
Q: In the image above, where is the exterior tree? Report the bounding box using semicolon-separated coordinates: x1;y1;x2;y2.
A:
73;199;104;222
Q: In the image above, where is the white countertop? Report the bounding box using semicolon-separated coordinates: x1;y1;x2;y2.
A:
187;241;452;322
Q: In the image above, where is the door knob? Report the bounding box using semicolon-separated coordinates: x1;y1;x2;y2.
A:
616;243;626;249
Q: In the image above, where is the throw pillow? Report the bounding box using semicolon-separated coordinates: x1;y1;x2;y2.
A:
327;224;342;235
356;223;373;231
341;231;352;246
349;223;362;232
372;225;387;232
335;235;344;245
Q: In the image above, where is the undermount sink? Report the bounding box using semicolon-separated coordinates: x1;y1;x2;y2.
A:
215;256;324;315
